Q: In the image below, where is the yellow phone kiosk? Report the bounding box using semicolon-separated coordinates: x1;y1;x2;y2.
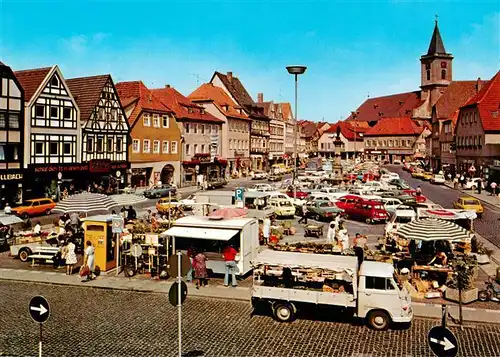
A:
82;215;116;272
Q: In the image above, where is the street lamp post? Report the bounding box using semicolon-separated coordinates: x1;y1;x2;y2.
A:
286;65;307;199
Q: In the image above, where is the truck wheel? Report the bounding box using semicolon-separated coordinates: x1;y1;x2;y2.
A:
367;310;390;331
19;248;32;262
273;303;296;322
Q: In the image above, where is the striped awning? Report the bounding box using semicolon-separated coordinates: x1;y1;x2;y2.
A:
53;192;116;214
396;218;474;242
110;194;148;208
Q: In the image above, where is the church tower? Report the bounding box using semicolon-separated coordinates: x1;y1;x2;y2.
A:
420;19;453;107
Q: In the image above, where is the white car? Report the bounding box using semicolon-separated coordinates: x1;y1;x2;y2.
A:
362;181;388;190
378;198;404;213
464;178;484;190
308;192;337;203
380;173;400;182
389;204;416;219
430;174;446;185
247;183;274;192
252;171;268;180
179;194;196;209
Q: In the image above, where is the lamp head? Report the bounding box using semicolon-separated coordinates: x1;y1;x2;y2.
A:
286;65;307;75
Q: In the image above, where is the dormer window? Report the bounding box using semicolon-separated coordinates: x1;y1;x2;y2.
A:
187;107;194;114
200;108;205;115
373;104;379;109
224;105;229;112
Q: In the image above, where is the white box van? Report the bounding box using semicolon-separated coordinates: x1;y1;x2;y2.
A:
251;250;412;330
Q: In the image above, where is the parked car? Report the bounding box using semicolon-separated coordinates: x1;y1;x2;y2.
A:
422;172;433;181
430;174;446;185
453;196;484;218
411;170;425;179
285;186;309;200
377;198;404;213
402;190;427;203
307;192;337;203
269;199;296;218
207;178;228;189
305;200;343;221
464;178;485;190
343;200;389;224
252;171;268;180
143;184;177;199
393;159;402;165
268;174;282;182
380;173;400;182
248;184;275;192
156;197;180;213
11;198;56;218
335;194;364;211
396;194;418;206
387;204;416;220
387;179;410;190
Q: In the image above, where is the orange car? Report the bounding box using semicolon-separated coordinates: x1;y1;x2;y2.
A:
11;198;56;218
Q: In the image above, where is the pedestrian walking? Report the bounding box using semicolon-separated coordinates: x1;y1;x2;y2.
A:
82;240;95;282
326;222;336;244
222;244;238;287
298;203;308;224
262;217;270;245
65;238;77;275
186;246;195;283
416;186;422;196
490;181;497;196
460;174;466;188
193;250;208;289
477;177;482;194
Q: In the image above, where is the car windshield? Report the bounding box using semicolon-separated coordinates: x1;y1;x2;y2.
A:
463;199;479;205
281;201;292;207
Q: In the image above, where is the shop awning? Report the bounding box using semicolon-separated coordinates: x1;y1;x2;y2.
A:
0;214;23;225
161;226;239;241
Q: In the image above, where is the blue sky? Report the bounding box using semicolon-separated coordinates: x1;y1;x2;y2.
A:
1;0;498;122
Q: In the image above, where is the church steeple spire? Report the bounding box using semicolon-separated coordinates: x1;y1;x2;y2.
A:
426;18;447;55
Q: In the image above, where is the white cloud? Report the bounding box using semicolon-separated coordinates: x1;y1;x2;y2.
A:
62;34;88;54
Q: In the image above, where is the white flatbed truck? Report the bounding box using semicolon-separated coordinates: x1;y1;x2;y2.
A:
251;250;412;330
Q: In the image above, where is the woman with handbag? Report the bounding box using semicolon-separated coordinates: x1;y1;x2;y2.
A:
193;250;208;289
81;240;95;282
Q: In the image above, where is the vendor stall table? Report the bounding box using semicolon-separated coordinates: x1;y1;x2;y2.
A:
411;265;453;279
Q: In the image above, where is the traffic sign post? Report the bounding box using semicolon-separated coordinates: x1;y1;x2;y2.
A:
428;305;459;357
234;187;245;208
112;217;124;276
29;296;50;357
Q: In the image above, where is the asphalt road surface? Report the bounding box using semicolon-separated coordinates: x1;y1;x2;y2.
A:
1;281;499;357
388;165;500;248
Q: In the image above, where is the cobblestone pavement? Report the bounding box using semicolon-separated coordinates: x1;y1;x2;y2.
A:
1;281;499;357
390;166;500;248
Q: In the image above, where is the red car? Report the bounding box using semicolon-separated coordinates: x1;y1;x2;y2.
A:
344;200;389;224
362;172;378;182
403;189;427;203
335;195;364;210
286;189;308;200
344;173;357;181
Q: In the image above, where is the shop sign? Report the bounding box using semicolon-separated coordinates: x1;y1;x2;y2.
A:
33;164;88;173
89;159;111;173
0;173;23;181
111;162;129;170
387;150;412;155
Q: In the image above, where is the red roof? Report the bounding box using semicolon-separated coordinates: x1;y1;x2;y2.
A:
435;80;487;124
189;83;250;121
14;67;52;102
115;81;172;126
346;91;422;123
461;71;500;132
325;121;364;140
66;75;111;121
364;117;423;136
152;86;223;124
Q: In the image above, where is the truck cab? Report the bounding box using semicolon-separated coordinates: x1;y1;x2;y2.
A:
357;261;412;330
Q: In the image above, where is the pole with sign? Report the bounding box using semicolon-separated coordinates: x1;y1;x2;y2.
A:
112;216;124;276
29;296;50;357
427;305;459;357
234;187;245;208
168;251;189;357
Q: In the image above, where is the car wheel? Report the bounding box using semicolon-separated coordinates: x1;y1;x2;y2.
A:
365;218;372;224
21;212;28;219
45;209;52;215
367;310;390;331
19;248;32;262
273;303;296;322
478;290;490;302
471;185;477;191
315;214;321;221
343;214;349;220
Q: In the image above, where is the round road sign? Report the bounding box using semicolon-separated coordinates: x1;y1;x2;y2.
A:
29;296;50;324
428;326;458;357
168;281;188;307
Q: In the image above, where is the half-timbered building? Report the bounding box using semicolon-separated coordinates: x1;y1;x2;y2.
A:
67;75;130;189
0;61;24;207
15;65;81;199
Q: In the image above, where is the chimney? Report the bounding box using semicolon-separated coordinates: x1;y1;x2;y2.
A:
476;77;482;93
227;72;233;81
257;93;264;103
165;84;171;88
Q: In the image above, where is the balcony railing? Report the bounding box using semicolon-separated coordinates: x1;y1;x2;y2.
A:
250;147;269;154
